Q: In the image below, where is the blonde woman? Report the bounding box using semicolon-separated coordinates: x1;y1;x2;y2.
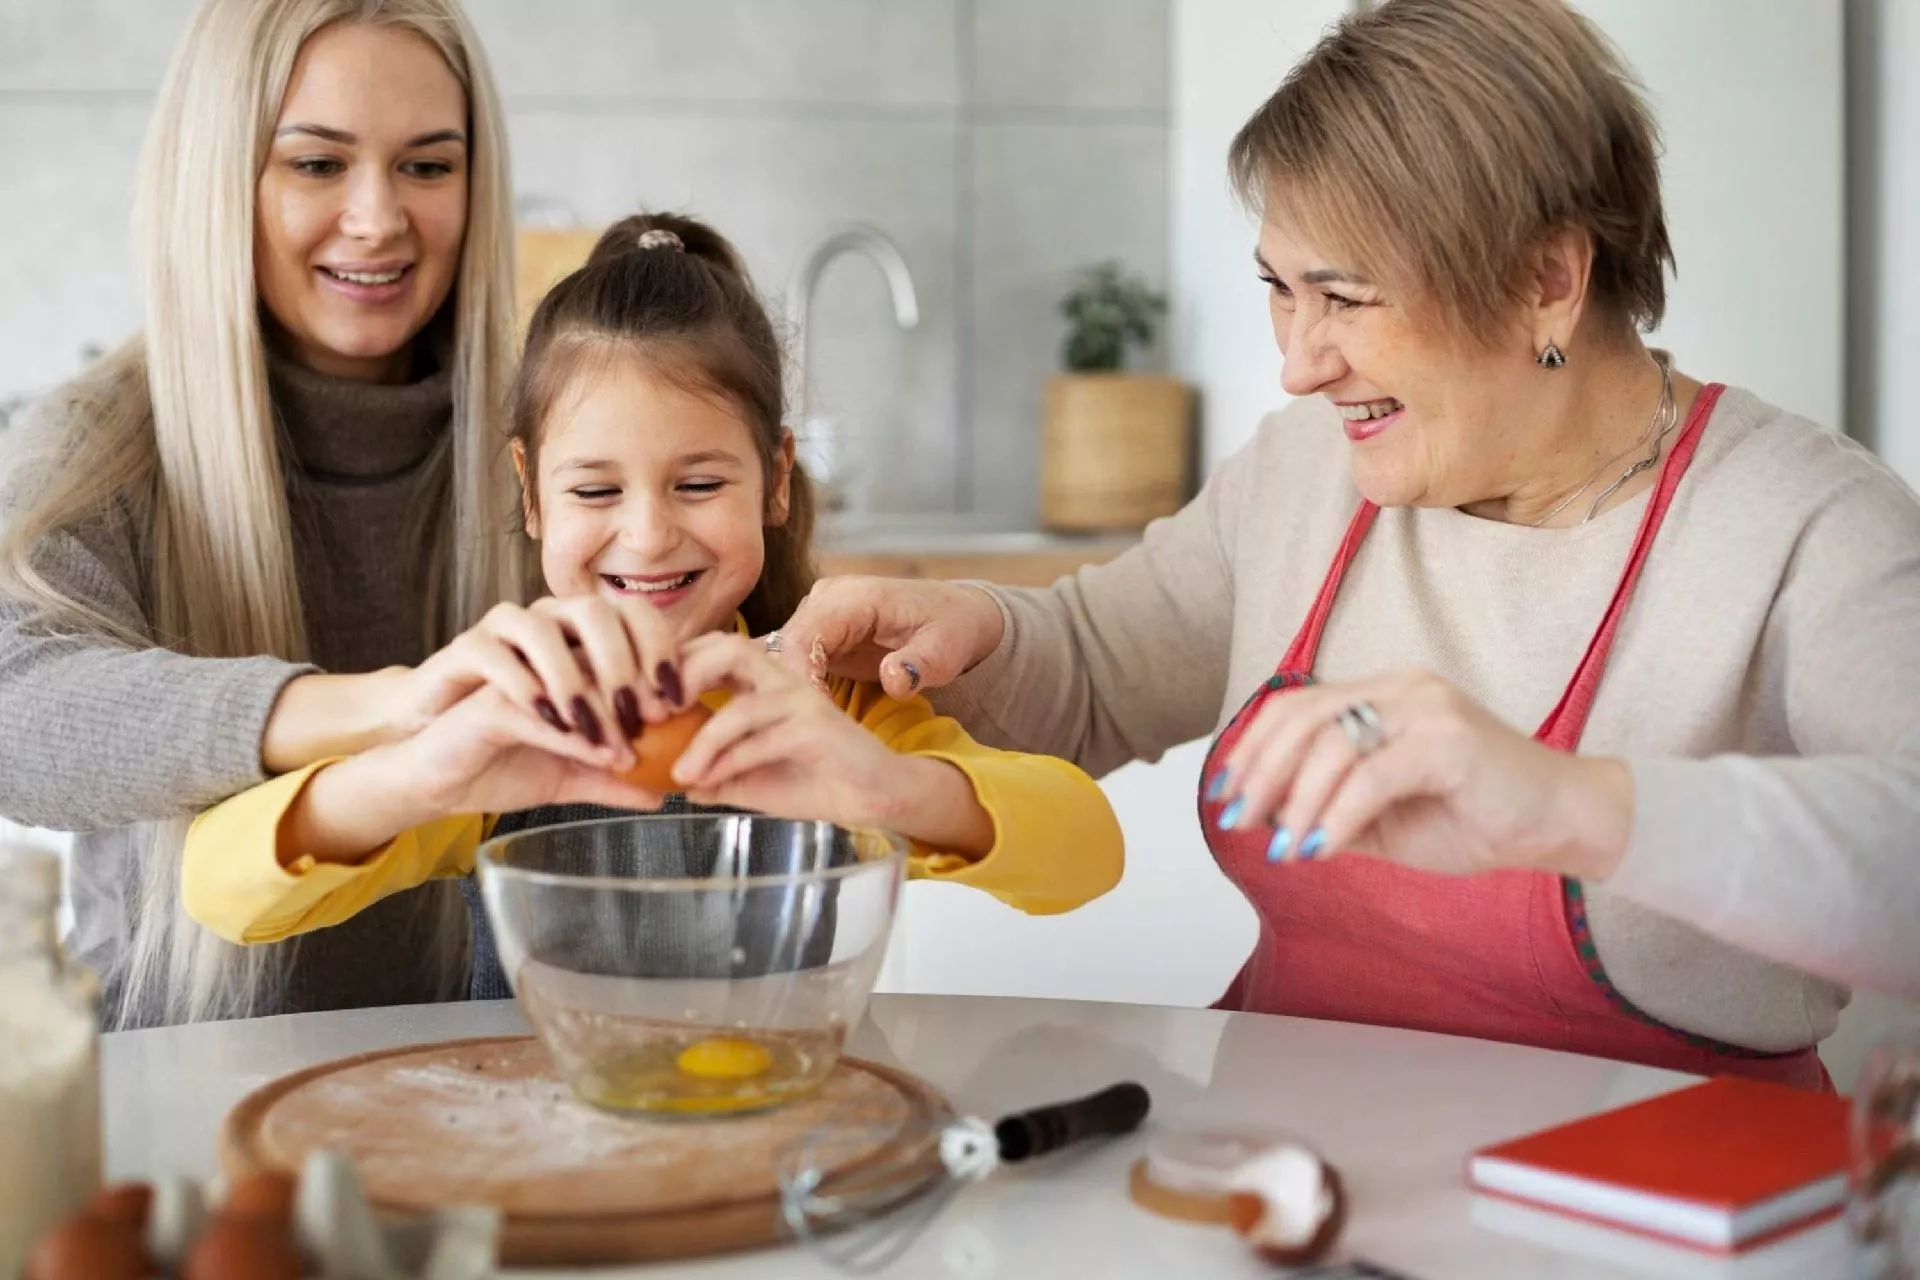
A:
0;0;527;1029
780;0;1920;1086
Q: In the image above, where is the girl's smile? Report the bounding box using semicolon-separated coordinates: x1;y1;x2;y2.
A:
599;570;704;609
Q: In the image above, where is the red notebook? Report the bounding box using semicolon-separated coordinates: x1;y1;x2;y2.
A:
1465;1076;1850;1255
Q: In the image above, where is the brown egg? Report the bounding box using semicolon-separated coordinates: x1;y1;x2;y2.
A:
84;1181;153;1231
25;1214;150;1280
220;1169;297;1225
182;1216;302;1280
616;704;714;793
1229;1161;1350;1268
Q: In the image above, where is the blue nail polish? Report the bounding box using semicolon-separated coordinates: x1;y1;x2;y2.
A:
1219;798;1245;831
1266;827;1292;862
1298;828;1326;859
1205;772;1229;801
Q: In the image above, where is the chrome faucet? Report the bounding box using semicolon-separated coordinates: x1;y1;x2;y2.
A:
786;224;920;510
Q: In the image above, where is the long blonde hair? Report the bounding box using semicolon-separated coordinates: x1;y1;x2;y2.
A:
0;0;524;1026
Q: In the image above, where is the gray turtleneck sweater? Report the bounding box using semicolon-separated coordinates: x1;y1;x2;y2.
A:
0;348;470;1028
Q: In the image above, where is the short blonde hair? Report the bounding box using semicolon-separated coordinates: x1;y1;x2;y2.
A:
1229;0;1673;339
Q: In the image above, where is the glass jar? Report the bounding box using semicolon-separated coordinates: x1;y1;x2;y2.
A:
1851;1031;1920;1280
0;845;102;1278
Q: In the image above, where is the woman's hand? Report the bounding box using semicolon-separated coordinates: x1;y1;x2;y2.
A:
669;633;993;855
1209;669;1633;880
384;684;666;817
397;595;689;747
770;576;1006;700
286;685;665;866
262;595;688;776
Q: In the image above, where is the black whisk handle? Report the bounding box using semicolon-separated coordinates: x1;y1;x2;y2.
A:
994;1082;1151;1164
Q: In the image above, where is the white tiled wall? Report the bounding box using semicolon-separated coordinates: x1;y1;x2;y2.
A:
466;0;963;105
969;120;1169;508
0;0;197;88
0;0;1170;525
973;0;1171;112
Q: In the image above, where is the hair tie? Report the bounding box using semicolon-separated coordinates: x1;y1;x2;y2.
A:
635;228;684;253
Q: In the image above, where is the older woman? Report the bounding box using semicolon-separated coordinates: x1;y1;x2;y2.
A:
778;0;1920;1087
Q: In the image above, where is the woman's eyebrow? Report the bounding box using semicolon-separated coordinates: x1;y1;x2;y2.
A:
274;123;467;148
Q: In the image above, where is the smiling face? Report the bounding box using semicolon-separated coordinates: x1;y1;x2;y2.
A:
523;352;792;640
254;22;469;383
1256;220;1548;510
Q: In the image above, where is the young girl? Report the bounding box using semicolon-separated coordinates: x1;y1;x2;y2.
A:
180;212;1123;978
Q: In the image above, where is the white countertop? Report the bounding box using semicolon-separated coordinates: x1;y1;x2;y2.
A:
102;995;1846;1279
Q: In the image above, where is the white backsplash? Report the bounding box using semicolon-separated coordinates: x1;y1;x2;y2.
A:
0;0;1169;526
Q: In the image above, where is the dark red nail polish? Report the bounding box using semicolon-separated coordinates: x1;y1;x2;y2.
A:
614;687;642;740
657;661;684;708
570;695;604;746
534;697;569;734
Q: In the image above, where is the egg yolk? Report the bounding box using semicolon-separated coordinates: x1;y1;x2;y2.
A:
675;1036;774;1081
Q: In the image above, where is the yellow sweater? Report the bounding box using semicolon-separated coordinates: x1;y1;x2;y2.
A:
184;677;1123;946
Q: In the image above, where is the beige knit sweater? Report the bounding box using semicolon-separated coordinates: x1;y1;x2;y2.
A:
939;386;1920;1052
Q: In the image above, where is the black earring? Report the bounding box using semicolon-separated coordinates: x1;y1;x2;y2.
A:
1536;342;1567;369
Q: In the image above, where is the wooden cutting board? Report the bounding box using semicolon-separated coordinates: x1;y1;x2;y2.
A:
219;1035;949;1266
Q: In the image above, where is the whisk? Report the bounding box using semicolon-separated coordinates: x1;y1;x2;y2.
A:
777;1081;1150;1274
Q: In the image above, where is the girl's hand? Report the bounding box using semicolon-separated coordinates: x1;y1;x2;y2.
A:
392;595;690;757
1209;669;1632;879
669;633;964;839
290;685;665;866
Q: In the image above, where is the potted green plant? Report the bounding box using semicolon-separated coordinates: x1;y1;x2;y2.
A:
1042;261;1194;532
1060;261;1164;371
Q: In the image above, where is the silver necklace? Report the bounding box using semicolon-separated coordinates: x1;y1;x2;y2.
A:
1528;351;1675;528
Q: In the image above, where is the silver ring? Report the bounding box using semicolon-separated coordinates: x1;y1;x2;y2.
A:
1336;701;1385;756
762;631;783;654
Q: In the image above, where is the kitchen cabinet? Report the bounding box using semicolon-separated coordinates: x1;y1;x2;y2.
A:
816;537;1133;588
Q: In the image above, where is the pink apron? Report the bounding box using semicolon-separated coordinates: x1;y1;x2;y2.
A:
1197;383;1828;1089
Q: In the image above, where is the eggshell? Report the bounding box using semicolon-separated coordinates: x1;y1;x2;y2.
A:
25;1214;150;1280
1128;1126;1304;1224
183;1216;302;1280
1225;1151;1349;1268
1126;1158;1238;1224
615;704;714;793
144;1174;208;1270
294;1150;394;1279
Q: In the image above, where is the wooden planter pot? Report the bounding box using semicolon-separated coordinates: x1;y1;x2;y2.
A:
1040;372;1195;532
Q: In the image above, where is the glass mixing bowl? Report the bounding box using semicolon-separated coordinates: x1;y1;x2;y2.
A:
475;813;906;1118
